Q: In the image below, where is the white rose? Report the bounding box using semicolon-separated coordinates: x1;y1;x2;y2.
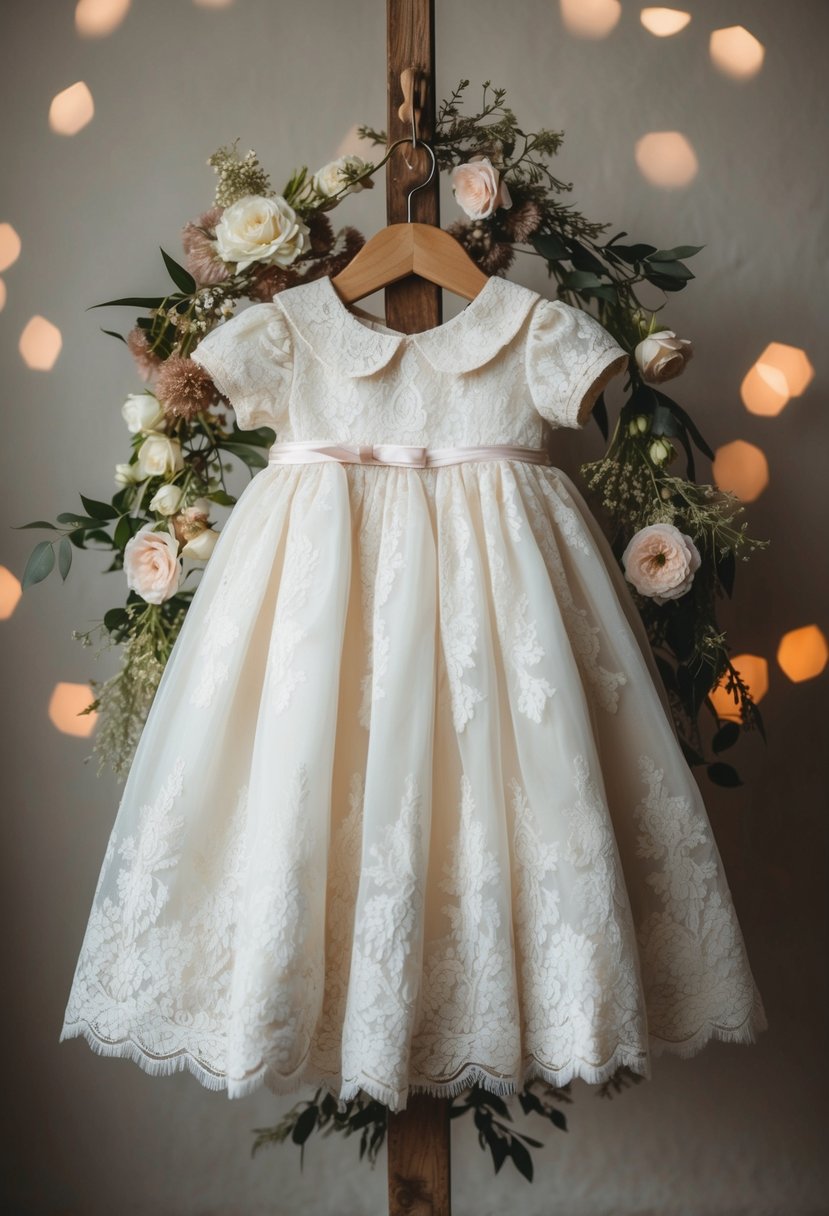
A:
312;155;372;199
635;329;694;384
450;155;513;220
136;433;184;479
182;527;219;561
121;392;166;434
124;523;181;605
213;194;311;271
150;483;184;515
114;461;141;486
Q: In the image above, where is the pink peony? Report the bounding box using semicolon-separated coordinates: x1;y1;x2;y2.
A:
450;155;512;220
124;523;181;605
621;523;702;605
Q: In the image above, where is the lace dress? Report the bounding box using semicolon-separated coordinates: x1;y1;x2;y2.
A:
60;272;767;1111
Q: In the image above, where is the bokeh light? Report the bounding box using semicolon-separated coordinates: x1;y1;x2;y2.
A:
0;279;6;312
192;0;236;8
635;131;698;189
741;343;813;416
710;26;765;79
777;626;828;683
710;653;769;722
49;683;97;737
712;439;768;501
640;8;691;37
19;317;63;370
0;222;21;273
0;567;22;620
74;0;131;37
49;82;95;136
560;0;621;38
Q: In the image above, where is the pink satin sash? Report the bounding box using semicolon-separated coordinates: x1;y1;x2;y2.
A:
266;439;553;469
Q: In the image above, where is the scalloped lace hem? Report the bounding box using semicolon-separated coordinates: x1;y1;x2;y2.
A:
60;1001;768;1113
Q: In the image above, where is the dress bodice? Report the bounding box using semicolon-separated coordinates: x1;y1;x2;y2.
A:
191;272;629;451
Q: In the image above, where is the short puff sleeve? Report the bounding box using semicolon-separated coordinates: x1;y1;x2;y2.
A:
525;298;628;429
190;301;292;431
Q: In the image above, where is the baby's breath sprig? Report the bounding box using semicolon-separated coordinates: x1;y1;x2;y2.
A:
207;138;274;208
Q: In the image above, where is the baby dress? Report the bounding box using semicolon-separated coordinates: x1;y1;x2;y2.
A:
60;272;767;1111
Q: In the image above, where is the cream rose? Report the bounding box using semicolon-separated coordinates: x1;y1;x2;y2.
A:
312;154;372;199
621;523;702;605
121;392;166;434
450;155;512;220
124;523;181;605
114;461;141;486
213;194;311;271
150;483;184;515
181;527;220;561
136;433;184;479
635;330;694;384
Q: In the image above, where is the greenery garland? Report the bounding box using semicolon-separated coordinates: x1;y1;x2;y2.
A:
17;79;767;1180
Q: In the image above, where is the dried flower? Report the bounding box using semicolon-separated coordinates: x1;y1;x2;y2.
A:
126;326;164;380
181;206;230;286
155;355;216;421
499;198;543;243
446;219;515;275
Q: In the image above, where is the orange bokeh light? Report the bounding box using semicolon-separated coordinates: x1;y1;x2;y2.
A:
634;131;698;189
0;278;6;312
741;343;813;417
0;566;22;619
0;222;21;273
777;626;828;683
712;439;768;501
49;682;98;737
75;0;131;36
640;7;691;36
710;26;765;79
49;81;95;136
560;0;621;38
19;316;62;370
710;653;769;721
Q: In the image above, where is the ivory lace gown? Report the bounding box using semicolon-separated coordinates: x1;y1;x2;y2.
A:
60;272;767;1111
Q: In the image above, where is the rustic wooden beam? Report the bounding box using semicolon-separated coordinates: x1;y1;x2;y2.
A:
385;0;441;335
385;5;452;1213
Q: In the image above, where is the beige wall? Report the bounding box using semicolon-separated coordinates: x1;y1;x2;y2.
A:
2;1;827;1212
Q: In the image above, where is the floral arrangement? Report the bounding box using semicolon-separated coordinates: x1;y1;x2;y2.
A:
18;79;768;1179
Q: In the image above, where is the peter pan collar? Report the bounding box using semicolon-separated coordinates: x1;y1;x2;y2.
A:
274;272;539;377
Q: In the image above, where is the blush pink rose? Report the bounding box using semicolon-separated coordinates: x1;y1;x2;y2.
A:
621;523;701;605
124;523;181;605
450;155;513;220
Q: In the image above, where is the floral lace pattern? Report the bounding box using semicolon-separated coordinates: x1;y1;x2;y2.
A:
62;272;766;1110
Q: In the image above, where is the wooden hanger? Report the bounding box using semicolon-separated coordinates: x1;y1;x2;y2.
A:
330;68;489;306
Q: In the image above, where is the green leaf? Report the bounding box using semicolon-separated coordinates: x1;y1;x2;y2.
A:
206;489;238;507
707;761;742;787
100;328;127;343
531;233;568;262
647;245;705;262
104;607;130;634
220;442;269;469
58;536;72;580
508;1137;534;1182
87;296;167;310
22;541;55;589
291;1104;318;1145
80;494;119;520
712;721;740;753
604;243;657;264
56;512;103;528
564;270;606;289
644;272;690;293
160;247;197;295
12;520;56;530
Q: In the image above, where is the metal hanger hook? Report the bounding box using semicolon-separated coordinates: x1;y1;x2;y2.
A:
405;138;436;223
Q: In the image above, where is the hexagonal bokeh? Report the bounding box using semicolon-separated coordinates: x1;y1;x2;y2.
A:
777;625;828;683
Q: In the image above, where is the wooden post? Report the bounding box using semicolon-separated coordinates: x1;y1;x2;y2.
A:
385;2;452;1214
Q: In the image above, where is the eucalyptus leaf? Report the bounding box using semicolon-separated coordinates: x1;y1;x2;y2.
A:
56;512;101;529
12;520;56;530
58;537;72;580
647;245;705;262
643;258;694;280
531;233;568;261
707;761;742;787
22;541;55;589
604;243;656;263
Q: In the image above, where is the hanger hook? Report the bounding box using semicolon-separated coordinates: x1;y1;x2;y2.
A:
405;139;436;223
